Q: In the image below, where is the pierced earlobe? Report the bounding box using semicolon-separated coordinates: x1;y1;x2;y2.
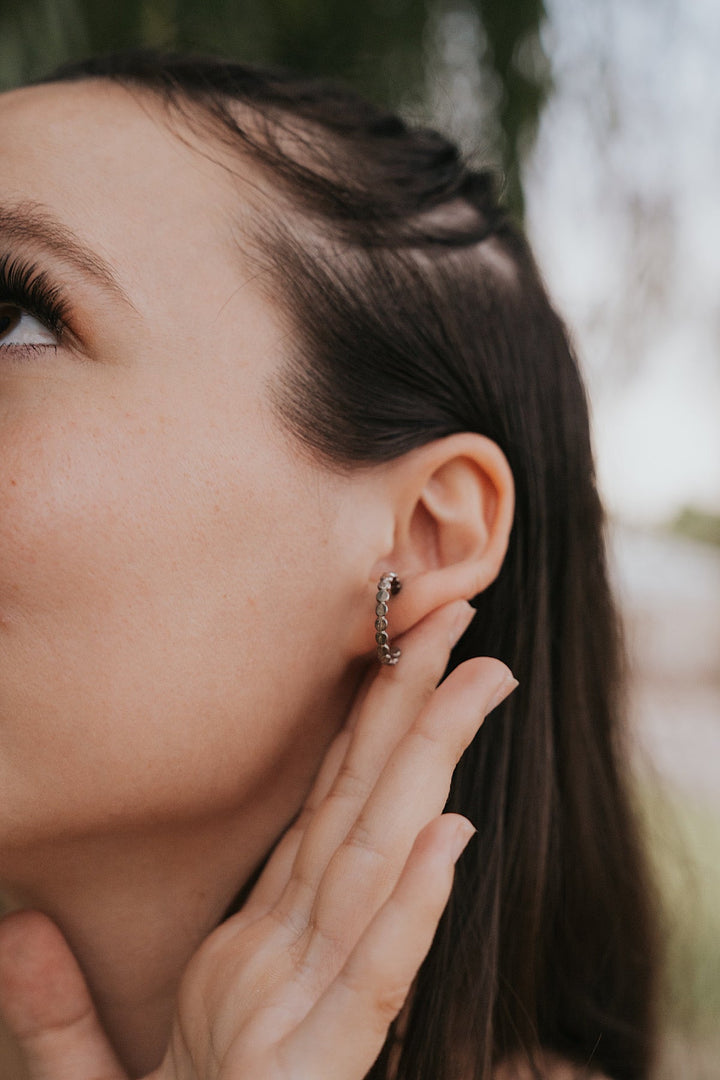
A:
375;572;402;665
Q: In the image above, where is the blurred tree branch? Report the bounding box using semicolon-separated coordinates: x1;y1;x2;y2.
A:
0;0;550;218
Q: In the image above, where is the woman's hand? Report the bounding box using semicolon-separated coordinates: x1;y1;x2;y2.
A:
0;600;517;1080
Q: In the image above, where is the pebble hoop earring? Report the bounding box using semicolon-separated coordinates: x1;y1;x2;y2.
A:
375;572;402;665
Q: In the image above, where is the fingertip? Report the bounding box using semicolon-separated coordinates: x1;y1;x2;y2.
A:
0;910;91;1038
438;655;514;698
447;601;477;648
485;672;519;714
0;909;59;989
445;816;477;864
416;813;476;865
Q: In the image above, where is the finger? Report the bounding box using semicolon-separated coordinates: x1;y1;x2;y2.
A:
248;601;473;923
240;726;353;920
275;601;477;921
241;661;380;920
301;658;516;971
278;814;475;1080
0;910;128;1080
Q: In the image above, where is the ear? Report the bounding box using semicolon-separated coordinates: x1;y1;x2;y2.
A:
370;432;514;635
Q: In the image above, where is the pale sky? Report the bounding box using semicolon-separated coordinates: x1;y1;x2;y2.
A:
525;0;720;524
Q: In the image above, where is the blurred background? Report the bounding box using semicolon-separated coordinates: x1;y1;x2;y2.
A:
0;1;718;1076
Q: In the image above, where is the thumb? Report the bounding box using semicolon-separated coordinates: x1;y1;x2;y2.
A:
0;909;129;1080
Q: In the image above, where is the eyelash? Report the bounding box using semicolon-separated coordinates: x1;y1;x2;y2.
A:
0;252;70;351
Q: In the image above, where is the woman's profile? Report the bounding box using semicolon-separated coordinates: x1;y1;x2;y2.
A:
0;49;659;1080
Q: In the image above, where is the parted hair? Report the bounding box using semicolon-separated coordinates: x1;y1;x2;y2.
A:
38;49;660;1080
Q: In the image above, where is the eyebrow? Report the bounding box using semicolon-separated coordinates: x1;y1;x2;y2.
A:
0;199;135;308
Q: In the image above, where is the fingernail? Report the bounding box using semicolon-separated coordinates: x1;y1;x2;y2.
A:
485;672;519;714
449;819;477;863
448;602;477;648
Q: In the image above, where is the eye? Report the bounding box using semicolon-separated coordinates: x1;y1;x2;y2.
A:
0;303;58;349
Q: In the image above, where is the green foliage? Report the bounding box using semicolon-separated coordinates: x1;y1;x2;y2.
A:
670;506;720;548
0;0;549;219
640;780;720;1036
476;0;549;215
636;777;720;1079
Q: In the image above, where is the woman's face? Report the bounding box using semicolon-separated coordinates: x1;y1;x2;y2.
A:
0;79;372;854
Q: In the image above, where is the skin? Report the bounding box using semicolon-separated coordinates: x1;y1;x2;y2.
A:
0;80;519;1078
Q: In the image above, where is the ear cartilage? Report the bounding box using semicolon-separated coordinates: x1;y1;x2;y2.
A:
375;571;402;665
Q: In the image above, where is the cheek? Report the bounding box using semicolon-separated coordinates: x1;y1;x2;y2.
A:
0;404;335;844
0;408;194;648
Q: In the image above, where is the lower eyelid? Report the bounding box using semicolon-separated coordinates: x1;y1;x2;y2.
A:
0;342;60;359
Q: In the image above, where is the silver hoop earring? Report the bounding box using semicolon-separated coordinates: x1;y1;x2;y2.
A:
375;571;402;665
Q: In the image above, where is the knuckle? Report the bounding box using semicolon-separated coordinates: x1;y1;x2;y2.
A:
285;856;321;908
373;982;411;1027
412;701;477;764
291;916;347;987
341;820;388;868
269;902;308;943
331;759;372;804
307;916;346;960
407;720;459;771
340;967;410;1030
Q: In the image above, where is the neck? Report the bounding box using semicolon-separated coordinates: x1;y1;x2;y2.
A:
0;787;303;1077
0;667;363;1077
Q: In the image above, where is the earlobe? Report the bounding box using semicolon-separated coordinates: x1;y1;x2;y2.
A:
372;433;514;634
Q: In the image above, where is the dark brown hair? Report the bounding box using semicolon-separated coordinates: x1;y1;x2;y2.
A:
36;49;660;1080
